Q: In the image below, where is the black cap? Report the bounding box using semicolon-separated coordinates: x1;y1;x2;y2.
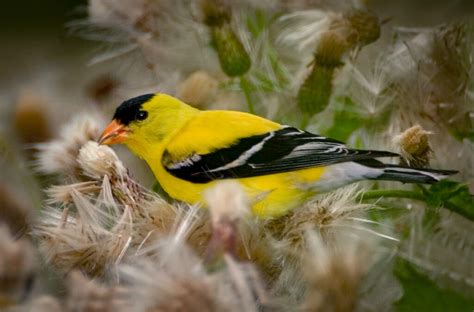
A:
113;94;155;125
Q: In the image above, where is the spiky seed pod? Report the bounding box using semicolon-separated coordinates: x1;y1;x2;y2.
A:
13;90;51;144
297;63;334;116
394;125;433;168
177;71;219;108
344;10;381;47
0;226;36;309
211;24;251;77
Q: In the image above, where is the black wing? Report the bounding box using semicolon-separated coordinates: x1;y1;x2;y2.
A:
163;127;398;183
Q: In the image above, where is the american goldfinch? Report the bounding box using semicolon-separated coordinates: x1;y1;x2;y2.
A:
98;93;456;217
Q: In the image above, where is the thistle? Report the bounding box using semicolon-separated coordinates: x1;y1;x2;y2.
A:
297;62;335;119
344;10;381;48
265;185;386;250
296;29;345;120
301;231;375;312
35;141;173;276
202;0;251;77
35;114;105;178
284;8;381;127
394;125;433;168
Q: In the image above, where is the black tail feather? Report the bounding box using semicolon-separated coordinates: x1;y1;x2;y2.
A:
356;160;458;184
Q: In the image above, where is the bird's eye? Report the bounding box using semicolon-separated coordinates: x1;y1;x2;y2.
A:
136;110;148;121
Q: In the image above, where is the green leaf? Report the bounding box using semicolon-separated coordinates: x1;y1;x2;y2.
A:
323;96;366;142
394;258;474;312
239;76;255;114
426;180;474;221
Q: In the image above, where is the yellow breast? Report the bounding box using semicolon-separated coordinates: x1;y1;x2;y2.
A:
141;109;326;218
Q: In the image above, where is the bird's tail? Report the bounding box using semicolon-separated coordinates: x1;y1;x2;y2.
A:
370;164;457;184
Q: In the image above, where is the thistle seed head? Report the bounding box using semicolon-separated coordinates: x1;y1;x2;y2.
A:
394;125;433;168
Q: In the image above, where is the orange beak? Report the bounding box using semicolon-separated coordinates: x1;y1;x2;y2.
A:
98;119;130;145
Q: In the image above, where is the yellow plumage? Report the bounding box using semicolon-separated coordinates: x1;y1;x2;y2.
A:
98;93;454;218
122;94;324;217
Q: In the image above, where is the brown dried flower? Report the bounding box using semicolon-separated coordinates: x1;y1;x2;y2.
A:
301;231;374;312
394;125;433;168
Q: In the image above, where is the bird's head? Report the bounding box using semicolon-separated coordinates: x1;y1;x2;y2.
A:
98;93;198;157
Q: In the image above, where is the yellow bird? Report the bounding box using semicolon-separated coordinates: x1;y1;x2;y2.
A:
98;93;456;218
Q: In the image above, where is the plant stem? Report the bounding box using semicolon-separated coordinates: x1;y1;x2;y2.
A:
357;189;425;201
240;76;255;114
360;188;473;222
300;113;310;130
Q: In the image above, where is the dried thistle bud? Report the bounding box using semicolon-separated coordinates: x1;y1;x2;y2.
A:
201;0;231;27
211;23;251;77
78;142;145;208
301;231;373;312
77;141;127;179
297;63;334;116
0;226;36;308
265;185;370;249
177;71;219;108
344;10;380;47
13;90;51;144
204;181;249;257
394;125;433;168
35;114;104;177
36;191;134;277
66;271;126;311
121;241;217;312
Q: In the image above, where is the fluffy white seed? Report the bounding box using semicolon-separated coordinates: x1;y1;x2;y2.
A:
78;141;127;179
